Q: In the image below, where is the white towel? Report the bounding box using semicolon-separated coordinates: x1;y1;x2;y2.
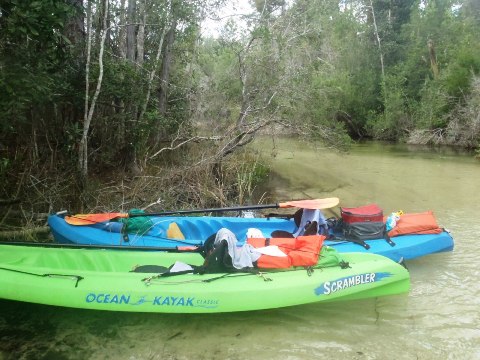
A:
214;228;261;269
293;209;327;237
255;245;287;257
246;228;264;238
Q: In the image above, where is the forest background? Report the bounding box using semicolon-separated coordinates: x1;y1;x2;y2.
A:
0;0;479;232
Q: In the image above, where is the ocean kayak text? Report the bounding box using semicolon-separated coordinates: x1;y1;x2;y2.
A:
85;293;219;308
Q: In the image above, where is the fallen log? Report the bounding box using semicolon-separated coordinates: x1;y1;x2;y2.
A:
0;226;50;240
0;198;21;206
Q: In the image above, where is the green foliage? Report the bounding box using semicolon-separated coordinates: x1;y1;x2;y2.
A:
445;75;480;148
0;158;9;184
0;0;78;139
286;3;381;140
442;47;480;99
3;0;480;215
98;59;145;103
232;152;270;204
252;0;286;14
412;79;450;129
367;0;480;143
371;0;417;66
195;39;244;126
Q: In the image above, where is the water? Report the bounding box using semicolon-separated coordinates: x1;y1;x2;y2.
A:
1;139;479;359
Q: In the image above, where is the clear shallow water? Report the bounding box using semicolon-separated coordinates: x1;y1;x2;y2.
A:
1;140;479;360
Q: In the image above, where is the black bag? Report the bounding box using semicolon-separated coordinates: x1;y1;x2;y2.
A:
196;239;234;274
342;220;386;241
338;204;395;248
340;204;385;241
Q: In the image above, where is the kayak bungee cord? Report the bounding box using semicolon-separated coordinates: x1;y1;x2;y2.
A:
141;261;351;286
0;266;84;287
141;271;263;286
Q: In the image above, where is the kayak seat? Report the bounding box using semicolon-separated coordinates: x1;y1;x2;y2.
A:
166;222;185;240
174;218;296;241
173;218;228;240
146;216;297;242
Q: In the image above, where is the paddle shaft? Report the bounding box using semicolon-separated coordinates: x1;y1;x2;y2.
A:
128;203;282;217
63;197;339;225
0;241;201;252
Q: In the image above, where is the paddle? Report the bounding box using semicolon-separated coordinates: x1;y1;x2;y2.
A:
0;241;200;252
64;197;340;225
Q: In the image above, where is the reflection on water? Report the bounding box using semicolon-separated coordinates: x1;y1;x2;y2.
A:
354;140;475;159
1;140;480;359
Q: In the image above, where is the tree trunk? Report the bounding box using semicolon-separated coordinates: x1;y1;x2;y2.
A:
118;0;127;59
117;0;127;151
64;0;84;45
138;26;167;126
79;0;93;183
122;0;140;174
126;0;136;62
428;39;439;79
368;0;385;79
158;18;177;116
136;0;146;67
235;37;255;130
154;17;177;145
79;0;109;182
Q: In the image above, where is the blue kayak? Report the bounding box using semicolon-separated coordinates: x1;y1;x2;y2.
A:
47;213;454;262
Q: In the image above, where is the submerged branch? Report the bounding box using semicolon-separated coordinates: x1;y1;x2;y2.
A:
0;226;50;240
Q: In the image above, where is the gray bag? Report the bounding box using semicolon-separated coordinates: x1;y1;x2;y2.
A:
342;221;386;241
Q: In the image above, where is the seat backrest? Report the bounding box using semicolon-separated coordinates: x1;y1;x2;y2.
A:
166;222;185;239
293;209;326;236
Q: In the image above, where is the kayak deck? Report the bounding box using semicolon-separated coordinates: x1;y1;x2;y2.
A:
0;244;410;313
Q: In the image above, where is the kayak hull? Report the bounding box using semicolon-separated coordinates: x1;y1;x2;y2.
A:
324;232;454;262
0;244;409;313
48;214;454;262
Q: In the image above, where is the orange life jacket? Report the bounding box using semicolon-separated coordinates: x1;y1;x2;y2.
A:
387;211;443;237
247;235;325;269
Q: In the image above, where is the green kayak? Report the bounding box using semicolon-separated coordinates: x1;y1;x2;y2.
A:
0;244;409;313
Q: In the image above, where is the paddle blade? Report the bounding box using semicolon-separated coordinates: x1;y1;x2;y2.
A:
279;197;339;210
64;212;128;225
